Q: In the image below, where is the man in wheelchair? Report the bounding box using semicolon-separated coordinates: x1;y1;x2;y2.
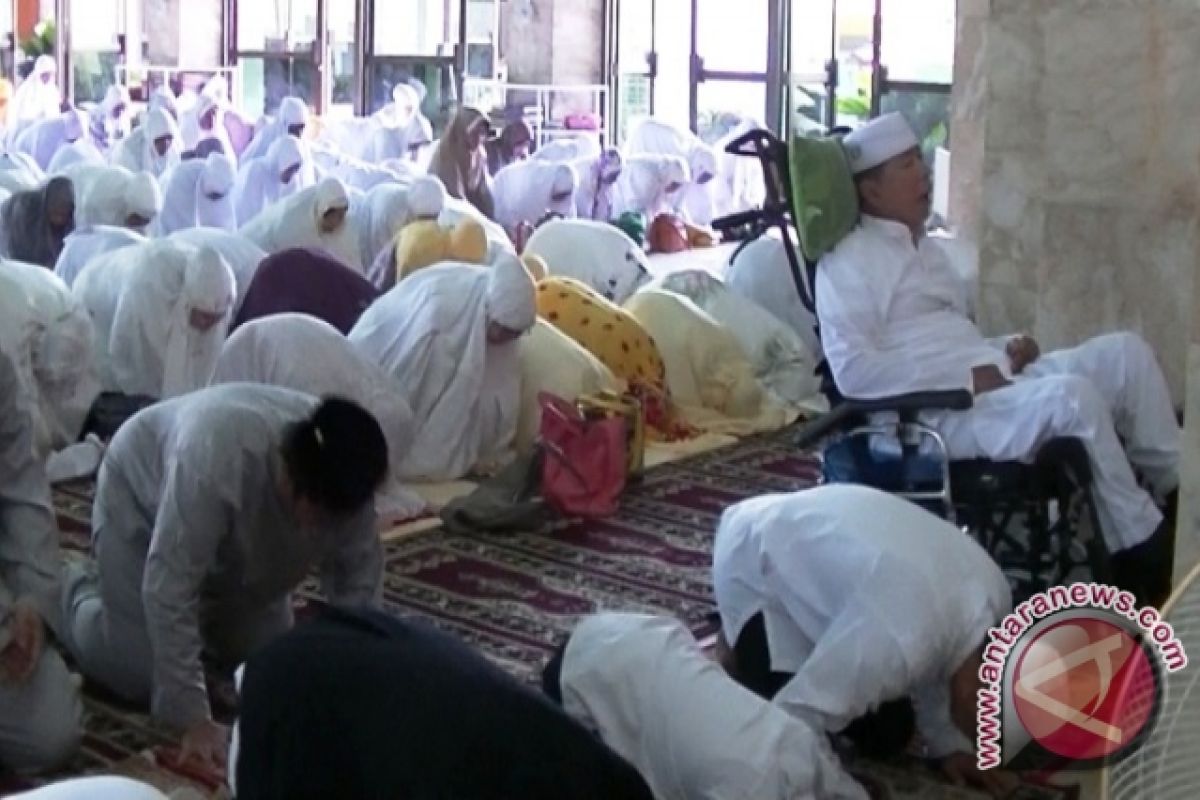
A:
815;113;1180;607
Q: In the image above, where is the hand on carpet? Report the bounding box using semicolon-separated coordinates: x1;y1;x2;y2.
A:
938;752;1020;797
176;719;230;772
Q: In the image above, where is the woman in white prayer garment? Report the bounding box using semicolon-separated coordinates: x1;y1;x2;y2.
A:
240;176;362;273
0;152;44;195
46;139;105;174
570;149;622;222
725;235;822;357
88;85;133;153
0;258;101;454
178;93;235;162
524;217;650;304
353;182;412;270
232;135;311;226
611;153;688;221
8;57;61;143
349;254;536;481
545;612;869;800
109;107;182;180
239;96;309;164
147;86;178;121
0;348;83;775
54;226;145;289
212;314;426;520
60;384;387;768
492;159;578;234
73;241;236;398
155;152;238;235
13;109;87;171
0;176;75;268
169;227;267;313
713;484;1016;794
61;163;162;233
623;117;720;224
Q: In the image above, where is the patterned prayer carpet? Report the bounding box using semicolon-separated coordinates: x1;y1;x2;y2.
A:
6;429;1079;799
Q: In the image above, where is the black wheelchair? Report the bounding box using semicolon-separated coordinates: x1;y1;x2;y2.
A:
711;129;1111;602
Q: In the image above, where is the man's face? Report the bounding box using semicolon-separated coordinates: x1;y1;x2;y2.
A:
287;123;306;138
153;134;173;156
319;206;347;234
280;163;301;184
858;147;931;232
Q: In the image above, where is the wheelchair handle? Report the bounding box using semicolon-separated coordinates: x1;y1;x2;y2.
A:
722;128;783;158
711;208;766;230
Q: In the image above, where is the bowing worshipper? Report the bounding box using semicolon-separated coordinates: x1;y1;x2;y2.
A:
652;270;823;409
73;241;236;399
820;112;1180;607
232;134;310;226
239;96;309;165
0;348;83;774
713;484;1016;794
0;151;45;195
46;138;105;174
428;105;495;220
8;57;61;143
536;277;692;441
231;605;654;800
240;176;362;273
179;93;235;163
13;108;87;170
725;235;822;357
62;163;161;233
624;117;719;224
485;118;534;175
232;247;378;335
624;289;794;435
0;258;101;454
170;227;267;312
61;386;388;768
155;152;237;236
524;217;650;304
544;613;868;800
492;159;578;236
212;314;425;520
54;225;145;289
88;84;133;153
371;82;426;134
349;255;536;481
714;117;767;216
572;148;623;221
612;153;689;221
371;107;433;165
147;86;178;121
354;181;412;273
109;107;182;180
0;176;74;267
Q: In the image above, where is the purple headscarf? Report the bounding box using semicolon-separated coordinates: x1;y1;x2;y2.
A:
232;247;379;334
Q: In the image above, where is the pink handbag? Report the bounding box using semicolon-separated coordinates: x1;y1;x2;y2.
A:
538;392;627;518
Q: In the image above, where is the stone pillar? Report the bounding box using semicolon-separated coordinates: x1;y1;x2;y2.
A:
950;0;1200;583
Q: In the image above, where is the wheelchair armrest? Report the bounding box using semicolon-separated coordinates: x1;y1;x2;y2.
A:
794;389;973;450
839;390;975;415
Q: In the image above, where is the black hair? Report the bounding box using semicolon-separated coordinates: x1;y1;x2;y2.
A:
281;395;388;514
840;697;917;760
541;638;569;706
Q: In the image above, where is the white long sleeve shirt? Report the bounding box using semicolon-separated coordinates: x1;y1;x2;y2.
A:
561;613;869;800
816;215;1010;399
712;484;1011;758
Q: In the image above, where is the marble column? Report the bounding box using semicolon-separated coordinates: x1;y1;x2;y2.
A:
951;0;1200;581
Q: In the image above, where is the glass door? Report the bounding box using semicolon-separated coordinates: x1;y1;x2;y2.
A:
787;0;834;134
325;0;357;118
611;0;655;143
232;0;320;117
689;0;775;142
878;0;953;159
365;0;462;133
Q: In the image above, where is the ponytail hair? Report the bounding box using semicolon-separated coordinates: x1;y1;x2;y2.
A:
282;395;388;514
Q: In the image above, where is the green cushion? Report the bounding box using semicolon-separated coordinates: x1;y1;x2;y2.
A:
788;134;859;262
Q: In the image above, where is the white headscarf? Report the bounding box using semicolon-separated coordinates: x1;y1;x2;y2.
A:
533;135;602;164
109;107;181;178
572;149;622;221
359;182;412;268
73;240;235;397
148;86;178;121
233;135;308;225
725;235;822;358
679;143;719;225
0;152;45;195
169;227;267;313
91;84;133;149
156;152;238;235
524;218;650;303
54;225;146;289
612;154;689;220
64;163;161;231
239;176;362;272
13;109;85;170
241;96;309;164
486;253;537;331
212;313;424;518
122;172;162;232
46;139;105;175
350;262;530;480
492;160;579;232
0;258;101;453
8;56;61;138
179;93;235;160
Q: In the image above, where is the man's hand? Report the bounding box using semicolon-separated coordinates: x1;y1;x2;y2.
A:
0;599;45;685
971;365;1012;396
176;719;229;771
939;752;1020;798
1005;334;1040;375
